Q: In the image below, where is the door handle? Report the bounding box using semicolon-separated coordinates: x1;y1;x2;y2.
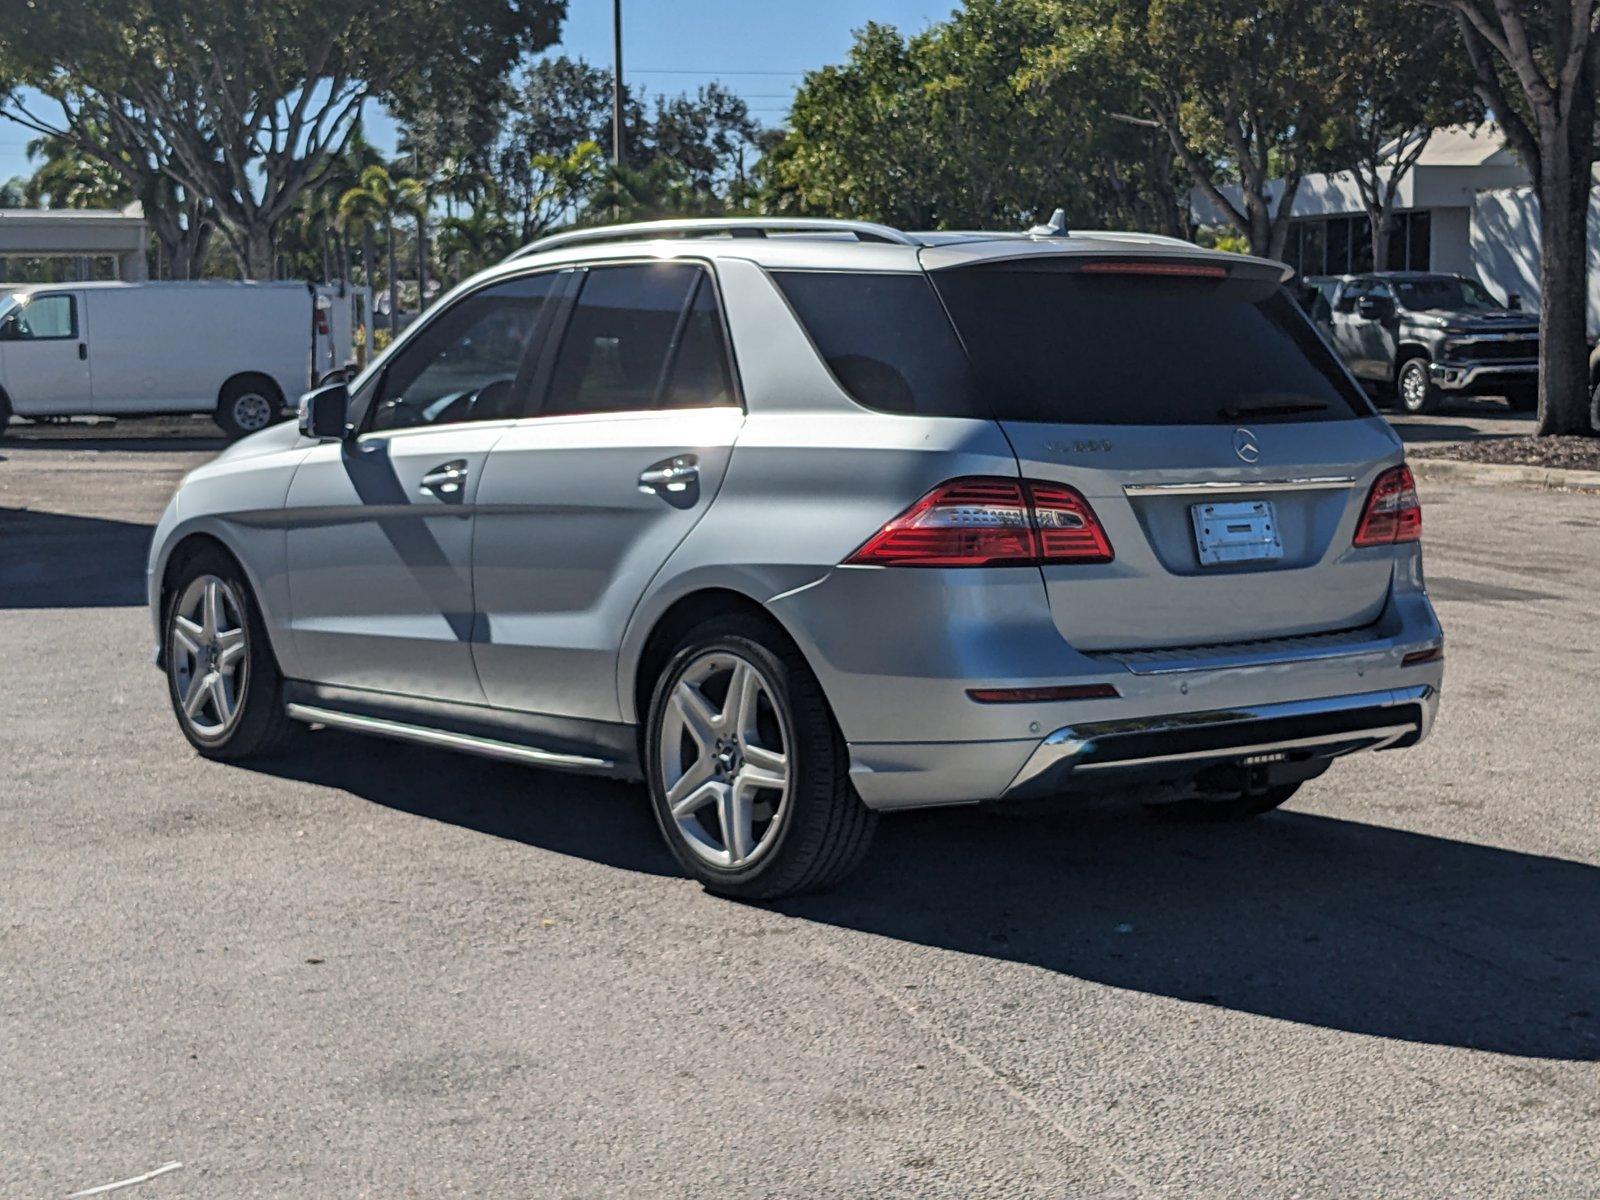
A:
78;342;87;361
420;459;469;499
638;455;699;494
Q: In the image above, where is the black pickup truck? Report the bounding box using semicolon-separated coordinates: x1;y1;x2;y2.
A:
1300;271;1538;414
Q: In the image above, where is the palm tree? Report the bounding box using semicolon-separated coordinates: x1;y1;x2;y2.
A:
338;165;423;331
436;210;513;282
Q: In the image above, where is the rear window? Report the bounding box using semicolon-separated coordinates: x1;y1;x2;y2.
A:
770;271;983;417
932;265;1368;424
773;265;1368;424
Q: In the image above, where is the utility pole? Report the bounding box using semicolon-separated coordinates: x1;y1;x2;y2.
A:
611;0;625;171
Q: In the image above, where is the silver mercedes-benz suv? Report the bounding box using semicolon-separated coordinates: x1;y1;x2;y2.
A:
148;217;1443;898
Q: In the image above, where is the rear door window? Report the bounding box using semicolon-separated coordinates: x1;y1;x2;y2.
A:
930;265;1369;424
543;263;703;416
660;276;737;409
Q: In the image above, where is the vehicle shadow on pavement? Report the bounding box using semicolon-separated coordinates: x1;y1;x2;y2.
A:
0;507;153;608
250;733;1598;1061
796;802;1600;1062
0;435;230;453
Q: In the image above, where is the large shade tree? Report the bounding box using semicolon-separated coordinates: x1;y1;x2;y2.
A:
0;0;564;279
766;2;1186;234
1418;0;1599;435
1050;0;1355;260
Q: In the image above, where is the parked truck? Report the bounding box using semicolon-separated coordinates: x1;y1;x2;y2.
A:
1301;271;1538;414
0;281;362;439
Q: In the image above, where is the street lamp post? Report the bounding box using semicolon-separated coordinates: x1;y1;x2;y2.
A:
612;0;625;172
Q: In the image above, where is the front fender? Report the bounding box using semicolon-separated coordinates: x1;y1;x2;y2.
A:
145;433;312;669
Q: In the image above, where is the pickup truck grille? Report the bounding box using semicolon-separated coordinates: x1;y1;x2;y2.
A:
1453;338;1538;362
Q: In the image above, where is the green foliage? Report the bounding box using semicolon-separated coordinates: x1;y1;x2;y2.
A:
763;2;1188;235
0;0;564;277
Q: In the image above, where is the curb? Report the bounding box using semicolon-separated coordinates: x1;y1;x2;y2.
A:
1410;456;1600;493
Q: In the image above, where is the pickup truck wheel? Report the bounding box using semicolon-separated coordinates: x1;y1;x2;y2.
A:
1397;358;1440;414
1505;387;1538;413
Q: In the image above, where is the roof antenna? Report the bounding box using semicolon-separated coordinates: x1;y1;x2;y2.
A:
1029;207;1070;238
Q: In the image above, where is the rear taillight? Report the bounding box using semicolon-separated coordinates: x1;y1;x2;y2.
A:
845;477;1114;567
1353;464;1422;548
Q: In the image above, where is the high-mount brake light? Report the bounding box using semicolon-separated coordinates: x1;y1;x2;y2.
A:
845;477;1114;567
1353;464;1422;547
1078;261;1228;279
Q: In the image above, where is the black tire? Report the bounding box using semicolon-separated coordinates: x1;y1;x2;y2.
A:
1397;357;1440;414
0;388;11;441
1146;782;1302;823
1505;387;1538;413
163;545;300;761
643;613;877;900
215;376;283;440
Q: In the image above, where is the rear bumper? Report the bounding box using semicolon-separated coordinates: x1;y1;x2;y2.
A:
1002;683;1435;800
1430;359;1537;392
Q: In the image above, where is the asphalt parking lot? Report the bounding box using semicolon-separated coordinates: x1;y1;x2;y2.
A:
2;409;1597;1198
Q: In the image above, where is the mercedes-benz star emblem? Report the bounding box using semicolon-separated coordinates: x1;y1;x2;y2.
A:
1233;427;1261;464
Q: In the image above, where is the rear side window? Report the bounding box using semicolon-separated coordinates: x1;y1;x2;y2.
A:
931;266;1368;424
771;271;982;417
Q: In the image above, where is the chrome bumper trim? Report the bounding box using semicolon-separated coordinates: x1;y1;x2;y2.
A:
284;703;615;772
1122;476;1354;498
1003;685;1434;798
1429;360;1537;390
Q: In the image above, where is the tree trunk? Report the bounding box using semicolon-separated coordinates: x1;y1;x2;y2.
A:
386;216;399;332
1371;209;1394;273
1534;164;1593;435
241;225;274;281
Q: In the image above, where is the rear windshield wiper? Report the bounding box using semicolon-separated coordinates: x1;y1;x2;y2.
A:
1216;401;1329;420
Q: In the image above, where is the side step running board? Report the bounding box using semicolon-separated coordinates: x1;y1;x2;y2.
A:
285;703;616;773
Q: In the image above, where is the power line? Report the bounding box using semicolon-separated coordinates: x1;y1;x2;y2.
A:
628;68;807;75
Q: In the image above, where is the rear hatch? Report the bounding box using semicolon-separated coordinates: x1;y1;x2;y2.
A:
924;245;1400;650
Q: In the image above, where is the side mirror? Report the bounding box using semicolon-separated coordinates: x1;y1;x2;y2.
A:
1356;295;1394;320
298;382;350;440
1507;293;1523;311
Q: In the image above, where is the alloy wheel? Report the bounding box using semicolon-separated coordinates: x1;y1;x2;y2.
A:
657;651;792;870
168;574;250;739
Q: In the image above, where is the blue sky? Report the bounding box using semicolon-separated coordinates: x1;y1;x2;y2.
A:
0;0;952;185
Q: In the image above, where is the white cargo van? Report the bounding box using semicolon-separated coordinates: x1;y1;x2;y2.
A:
0;281;361;439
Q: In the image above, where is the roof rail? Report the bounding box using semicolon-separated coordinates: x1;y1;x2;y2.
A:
506;217;917;260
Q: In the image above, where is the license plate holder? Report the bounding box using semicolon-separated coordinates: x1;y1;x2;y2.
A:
1191;500;1284;567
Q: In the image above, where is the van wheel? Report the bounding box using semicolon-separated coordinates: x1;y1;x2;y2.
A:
1397;358;1439;414
644;613;877;900
1147;782;1301;823
216;377;281;439
164;546;299;761
0;390;11;441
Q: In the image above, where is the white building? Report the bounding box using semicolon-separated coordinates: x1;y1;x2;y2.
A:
1191;124;1600;334
0;204;149;281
